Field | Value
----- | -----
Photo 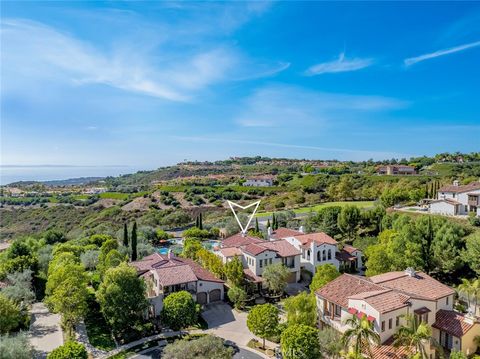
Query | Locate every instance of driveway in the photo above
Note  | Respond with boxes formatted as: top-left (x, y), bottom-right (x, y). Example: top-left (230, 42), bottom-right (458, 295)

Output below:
top-left (201, 302), bottom-right (276, 358)
top-left (29, 302), bottom-right (63, 358)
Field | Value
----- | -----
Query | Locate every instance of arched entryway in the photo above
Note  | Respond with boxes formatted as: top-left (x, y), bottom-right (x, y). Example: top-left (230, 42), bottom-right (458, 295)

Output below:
top-left (197, 292), bottom-right (208, 304)
top-left (209, 289), bottom-right (221, 302)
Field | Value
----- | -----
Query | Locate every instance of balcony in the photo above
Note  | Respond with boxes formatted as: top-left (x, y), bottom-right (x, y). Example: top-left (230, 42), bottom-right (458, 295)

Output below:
top-left (468, 195), bottom-right (479, 206)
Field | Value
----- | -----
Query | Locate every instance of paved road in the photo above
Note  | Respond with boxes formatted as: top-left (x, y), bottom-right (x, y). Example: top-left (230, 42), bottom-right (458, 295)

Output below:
top-left (132, 346), bottom-right (263, 359)
top-left (29, 302), bottom-right (63, 358)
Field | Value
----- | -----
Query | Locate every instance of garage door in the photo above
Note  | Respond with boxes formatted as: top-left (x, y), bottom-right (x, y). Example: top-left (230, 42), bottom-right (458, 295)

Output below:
top-left (209, 289), bottom-right (221, 302)
top-left (286, 272), bottom-right (297, 283)
top-left (197, 292), bottom-right (207, 304)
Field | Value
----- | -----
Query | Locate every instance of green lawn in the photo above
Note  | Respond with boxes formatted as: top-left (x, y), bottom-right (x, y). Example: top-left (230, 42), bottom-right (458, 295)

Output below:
top-left (256, 201), bottom-right (375, 217)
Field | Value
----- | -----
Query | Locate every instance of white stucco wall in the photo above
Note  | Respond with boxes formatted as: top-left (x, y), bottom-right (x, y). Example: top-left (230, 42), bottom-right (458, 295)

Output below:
top-left (430, 201), bottom-right (457, 215)
top-left (196, 280), bottom-right (224, 302)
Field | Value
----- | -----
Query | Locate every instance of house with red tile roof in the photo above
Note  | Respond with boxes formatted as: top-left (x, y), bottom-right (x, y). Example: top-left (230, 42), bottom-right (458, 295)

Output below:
top-left (216, 232), bottom-right (301, 286)
top-left (131, 252), bottom-right (224, 316)
top-left (270, 227), bottom-right (363, 275)
top-left (315, 268), bottom-right (479, 357)
top-left (431, 180), bottom-right (480, 216)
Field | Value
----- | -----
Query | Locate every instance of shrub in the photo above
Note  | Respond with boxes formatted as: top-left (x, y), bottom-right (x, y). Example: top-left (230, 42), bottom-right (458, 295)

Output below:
top-left (47, 341), bottom-right (87, 359)
top-left (161, 291), bottom-right (198, 330)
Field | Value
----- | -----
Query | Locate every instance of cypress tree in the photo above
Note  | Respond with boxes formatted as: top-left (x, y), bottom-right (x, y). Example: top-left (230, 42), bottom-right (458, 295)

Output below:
top-left (131, 222), bottom-right (138, 261)
top-left (199, 212), bottom-right (203, 230)
top-left (195, 216), bottom-right (199, 228)
top-left (272, 213), bottom-right (276, 230)
top-left (255, 217), bottom-right (260, 232)
top-left (123, 223), bottom-right (129, 247)
top-left (267, 219), bottom-right (271, 229)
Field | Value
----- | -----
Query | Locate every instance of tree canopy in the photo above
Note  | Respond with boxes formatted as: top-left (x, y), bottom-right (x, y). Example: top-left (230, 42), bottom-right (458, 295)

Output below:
top-left (280, 324), bottom-right (321, 359)
top-left (247, 304), bottom-right (279, 349)
top-left (161, 291), bottom-right (198, 330)
top-left (310, 264), bottom-right (340, 292)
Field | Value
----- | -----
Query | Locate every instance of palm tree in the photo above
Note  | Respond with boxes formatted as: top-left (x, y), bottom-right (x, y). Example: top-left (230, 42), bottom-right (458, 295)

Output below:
top-left (393, 314), bottom-right (439, 359)
top-left (457, 278), bottom-right (480, 315)
top-left (342, 315), bottom-right (380, 358)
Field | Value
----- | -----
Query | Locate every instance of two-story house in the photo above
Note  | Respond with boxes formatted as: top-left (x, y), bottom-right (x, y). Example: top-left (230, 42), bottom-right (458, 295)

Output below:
top-left (316, 269), bottom-right (479, 357)
top-left (131, 252), bottom-right (224, 317)
top-left (430, 180), bottom-right (480, 216)
top-left (243, 176), bottom-right (274, 187)
top-left (215, 233), bottom-right (301, 288)
top-left (273, 228), bottom-right (363, 274)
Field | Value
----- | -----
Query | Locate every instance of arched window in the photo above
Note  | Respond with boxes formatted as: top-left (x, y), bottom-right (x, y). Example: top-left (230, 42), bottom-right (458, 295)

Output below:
top-left (307, 249), bottom-right (311, 260)
top-left (317, 250), bottom-right (321, 261)
top-left (322, 250), bottom-right (326, 261)
top-left (328, 249), bottom-right (332, 260)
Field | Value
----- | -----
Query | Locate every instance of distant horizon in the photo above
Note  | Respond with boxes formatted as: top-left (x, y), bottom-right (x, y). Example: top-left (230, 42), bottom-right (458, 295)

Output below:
top-left (1, 151), bottom-right (477, 185)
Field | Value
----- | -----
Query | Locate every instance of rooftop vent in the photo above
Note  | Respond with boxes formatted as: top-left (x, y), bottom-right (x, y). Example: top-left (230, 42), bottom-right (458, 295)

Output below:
top-left (405, 267), bottom-right (416, 277)
top-left (299, 225), bottom-right (305, 234)
top-left (453, 180), bottom-right (459, 186)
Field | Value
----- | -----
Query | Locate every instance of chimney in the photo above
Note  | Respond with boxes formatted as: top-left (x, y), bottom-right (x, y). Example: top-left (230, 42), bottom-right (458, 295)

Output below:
top-left (299, 225), bottom-right (305, 234)
top-left (405, 267), bottom-right (416, 277)
top-left (267, 227), bottom-right (272, 239)
top-left (168, 249), bottom-right (174, 259)
top-left (453, 180), bottom-right (459, 187)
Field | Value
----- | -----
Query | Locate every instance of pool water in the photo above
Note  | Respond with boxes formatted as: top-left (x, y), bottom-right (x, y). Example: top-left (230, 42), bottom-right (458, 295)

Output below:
top-left (157, 239), bottom-right (221, 255)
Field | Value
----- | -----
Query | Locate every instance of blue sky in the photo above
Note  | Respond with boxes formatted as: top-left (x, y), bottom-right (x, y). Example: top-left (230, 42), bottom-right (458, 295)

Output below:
top-left (1, 1), bottom-right (480, 173)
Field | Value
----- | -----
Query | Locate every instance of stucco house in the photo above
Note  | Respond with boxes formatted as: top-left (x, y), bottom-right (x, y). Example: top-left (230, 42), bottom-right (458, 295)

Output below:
top-left (377, 165), bottom-right (416, 175)
top-left (215, 232), bottom-right (301, 287)
top-left (273, 227), bottom-right (363, 274)
top-left (430, 180), bottom-right (480, 216)
top-left (316, 269), bottom-right (479, 357)
top-left (131, 252), bottom-right (224, 317)
top-left (243, 176), bottom-right (274, 187)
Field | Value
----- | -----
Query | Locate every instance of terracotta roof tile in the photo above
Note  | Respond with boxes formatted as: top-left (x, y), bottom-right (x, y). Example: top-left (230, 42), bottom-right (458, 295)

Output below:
top-left (369, 336), bottom-right (410, 359)
top-left (316, 274), bottom-right (385, 308)
top-left (155, 264), bottom-right (198, 286)
top-left (432, 310), bottom-right (477, 338)
top-left (243, 243), bottom-right (269, 256)
top-left (438, 182), bottom-right (480, 194)
top-left (222, 233), bottom-right (263, 248)
top-left (180, 258), bottom-right (224, 283)
top-left (261, 240), bottom-right (301, 257)
top-left (294, 232), bottom-right (338, 246)
top-left (244, 268), bottom-right (263, 283)
top-left (349, 290), bottom-right (411, 314)
top-left (269, 228), bottom-right (303, 240)
top-left (369, 271), bottom-right (455, 300)
top-left (219, 247), bottom-right (243, 257)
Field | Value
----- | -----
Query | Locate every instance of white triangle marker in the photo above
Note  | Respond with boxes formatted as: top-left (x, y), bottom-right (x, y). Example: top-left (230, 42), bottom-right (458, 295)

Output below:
top-left (227, 200), bottom-right (261, 235)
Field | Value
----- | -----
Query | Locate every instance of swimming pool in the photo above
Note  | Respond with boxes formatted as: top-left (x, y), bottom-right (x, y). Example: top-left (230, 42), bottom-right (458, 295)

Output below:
top-left (157, 239), bottom-right (221, 255)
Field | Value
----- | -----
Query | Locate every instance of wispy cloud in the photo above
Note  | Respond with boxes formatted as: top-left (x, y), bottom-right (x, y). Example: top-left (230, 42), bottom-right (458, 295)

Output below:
top-left (404, 40), bottom-right (480, 66)
top-left (235, 85), bottom-right (408, 128)
top-left (1, 16), bottom-right (287, 102)
top-left (305, 52), bottom-right (374, 76)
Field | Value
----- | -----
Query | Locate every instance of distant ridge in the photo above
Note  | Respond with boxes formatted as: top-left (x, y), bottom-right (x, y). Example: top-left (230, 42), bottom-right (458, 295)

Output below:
top-left (7, 176), bottom-right (104, 187)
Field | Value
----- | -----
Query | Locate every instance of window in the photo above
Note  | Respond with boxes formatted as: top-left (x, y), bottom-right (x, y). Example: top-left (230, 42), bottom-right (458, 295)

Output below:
top-left (381, 321), bottom-right (385, 332)
top-left (259, 259), bottom-right (263, 268)
top-left (307, 249), bottom-right (311, 260)
top-left (269, 258), bottom-right (273, 265)
top-left (396, 316), bottom-right (400, 327)
top-left (335, 305), bottom-right (341, 317)
top-left (322, 250), bottom-right (326, 261)
top-left (388, 318), bottom-right (392, 330)
top-left (327, 249), bottom-right (332, 260)
top-left (424, 313), bottom-right (429, 323)
top-left (317, 251), bottom-right (321, 261)
top-left (446, 296), bottom-right (449, 305)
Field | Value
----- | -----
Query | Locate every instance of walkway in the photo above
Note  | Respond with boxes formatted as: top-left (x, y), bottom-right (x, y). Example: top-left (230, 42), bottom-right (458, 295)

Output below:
top-left (75, 321), bottom-right (108, 358)
top-left (28, 302), bottom-right (63, 358)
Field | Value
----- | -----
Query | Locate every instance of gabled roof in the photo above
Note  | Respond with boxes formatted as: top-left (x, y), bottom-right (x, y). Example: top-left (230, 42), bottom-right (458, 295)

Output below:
top-left (433, 310), bottom-right (478, 338)
top-left (269, 227), bottom-right (303, 240)
top-left (438, 181), bottom-right (480, 194)
top-left (243, 243), bottom-right (270, 256)
top-left (316, 274), bottom-right (385, 308)
top-left (222, 233), bottom-right (263, 248)
top-left (294, 232), bottom-right (338, 247)
top-left (431, 198), bottom-right (461, 206)
top-left (218, 247), bottom-right (243, 257)
top-left (349, 290), bottom-right (411, 314)
top-left (261, 240), bottom-right (301, 257)
top-left (369, 271), bottom-right (455, 301)
top-left (131, 252), bottom-right (224, 286)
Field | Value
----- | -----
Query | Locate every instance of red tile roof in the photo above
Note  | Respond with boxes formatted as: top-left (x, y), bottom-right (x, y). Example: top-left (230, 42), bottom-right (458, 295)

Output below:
top-left (222, 233), bottom-right (263, 248)
top-left (343, 244), bottom-right (360, 255)
top-left (261, 240), bottom-right (301, 257)
top-left (369, 271), bottom-right (455, 301)
top-left (294, 232), bottom-right (338, 246)
top-left (269, 227), bottom-right (303, 240)
top-left (316, 274), bottom-right (385, 308)
top-left (350, 290), bottom-right (411, 314)
top-left (243, 243), bottom-right (270, 256)
top-left (131, 252), bottom-right (224, 286)
top-left (244, 268), bottom-right (263, 283)
top-left (369, 336), bottom-right (411, 359)
top-left (219, 247), bottom-right (243, 257)
top-left (432, 310), bottom-right (477, 338)
top-left (438, 181), bottom-right (480, 194)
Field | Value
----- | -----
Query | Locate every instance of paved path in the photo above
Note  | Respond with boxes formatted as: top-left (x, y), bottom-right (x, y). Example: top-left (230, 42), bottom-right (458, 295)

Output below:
top-left (201, 302), bottom-right (277, 358)
top-left (75, 321), bottom-right (109, 358)
top-left (29, 302), bottom-right (63, 358)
